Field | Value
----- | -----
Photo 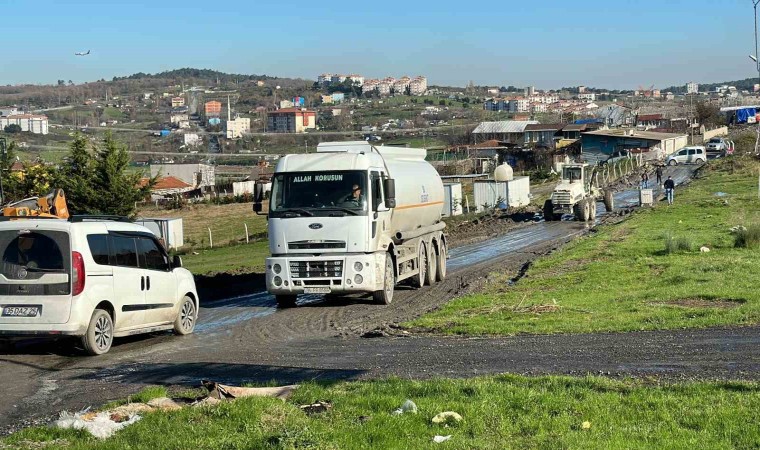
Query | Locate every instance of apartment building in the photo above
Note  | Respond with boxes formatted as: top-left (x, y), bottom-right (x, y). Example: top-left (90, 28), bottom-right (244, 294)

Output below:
top-left (171, 97), bottom-right (185, 108)
top-left (509, 98), bottom-right (530, 113)
top-left (578, 93), bottom-right (596, 101)
top-left (686, 82), bottom-right (699, 94)
top-left (267, 108), bottom-right (317, 133)
top-left (0, 114), bottom-right (48, 134)
top-left (226, 117), bottom-right (250, 139)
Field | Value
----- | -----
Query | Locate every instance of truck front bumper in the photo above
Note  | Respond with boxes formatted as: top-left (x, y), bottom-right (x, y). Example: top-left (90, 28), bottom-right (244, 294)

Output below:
top-left (266, 253), bottom-right (386, 295)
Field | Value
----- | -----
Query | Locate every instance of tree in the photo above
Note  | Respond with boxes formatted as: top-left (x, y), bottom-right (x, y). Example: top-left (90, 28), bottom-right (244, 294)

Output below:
top-left (57, 135), bottom-right (96, 213)
top-left (695, 101), bottom-right (723, 128)
top-left (3, 124), bottom-right (21, 133)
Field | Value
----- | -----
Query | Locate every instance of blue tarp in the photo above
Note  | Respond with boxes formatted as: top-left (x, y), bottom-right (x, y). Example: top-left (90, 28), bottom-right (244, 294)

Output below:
top-left (736, 108), bottom-right (757, 123)
top-left (574, 118), bottom-right (603, 124)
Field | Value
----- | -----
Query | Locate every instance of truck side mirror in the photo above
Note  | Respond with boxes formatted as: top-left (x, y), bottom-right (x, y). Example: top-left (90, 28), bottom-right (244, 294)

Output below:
top-left (253, 183), bottom-right (265, 215)
top-left (384, 178), bottom-right (396, 208)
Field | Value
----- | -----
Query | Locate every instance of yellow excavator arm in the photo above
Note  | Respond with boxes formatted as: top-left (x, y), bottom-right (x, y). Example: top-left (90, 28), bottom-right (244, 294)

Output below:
top-left (2, 189), bottom-right (70, 219)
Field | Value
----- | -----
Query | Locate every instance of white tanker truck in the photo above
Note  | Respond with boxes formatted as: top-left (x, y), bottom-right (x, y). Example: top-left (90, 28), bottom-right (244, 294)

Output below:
top-left (253, 141), bottom-right (447, 307)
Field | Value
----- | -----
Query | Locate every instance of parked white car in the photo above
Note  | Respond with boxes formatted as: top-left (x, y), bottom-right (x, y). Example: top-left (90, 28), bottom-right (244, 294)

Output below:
top-left (666, 146), bottom-right (706, 165)
top-left (0, 217), bottom-right (198, 355)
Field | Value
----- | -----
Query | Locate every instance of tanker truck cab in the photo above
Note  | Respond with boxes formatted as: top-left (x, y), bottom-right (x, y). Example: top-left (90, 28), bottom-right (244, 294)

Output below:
top-left (255, 141), bottom-right (447, 308)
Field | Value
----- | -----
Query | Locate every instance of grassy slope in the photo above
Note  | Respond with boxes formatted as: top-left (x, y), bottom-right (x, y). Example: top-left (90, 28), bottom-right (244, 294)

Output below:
top-left (181, 241), bottom-right (269, 275)
top-left (5, 376), bottom-right (759, 449)
top-left (410, 157), bottom-right (760, 336)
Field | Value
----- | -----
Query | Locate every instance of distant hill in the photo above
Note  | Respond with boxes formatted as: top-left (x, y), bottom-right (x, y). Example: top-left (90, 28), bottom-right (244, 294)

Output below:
top-left (112, 67), bottom-right (306, 84)
top-left (662, 77), bottom-right (758, 94)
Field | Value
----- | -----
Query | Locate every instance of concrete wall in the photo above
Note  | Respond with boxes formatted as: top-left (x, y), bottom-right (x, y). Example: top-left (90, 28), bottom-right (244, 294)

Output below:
top-left (703, 126), bottom-right (728, 141)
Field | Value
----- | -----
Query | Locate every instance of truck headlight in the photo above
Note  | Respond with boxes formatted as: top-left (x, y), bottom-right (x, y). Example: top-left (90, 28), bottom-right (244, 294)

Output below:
top-left (273, 276), bottom-right (282, 286)
top-left (353, 262), bottom-right (363, 272)
top-left (354, 274), bottom-right (363, 285)
top-left (273, 264), bottom-right (282, 274)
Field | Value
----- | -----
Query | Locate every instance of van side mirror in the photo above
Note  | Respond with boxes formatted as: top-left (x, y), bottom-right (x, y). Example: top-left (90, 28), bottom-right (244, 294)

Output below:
top-left (384, 178), bottom-right (396, 208)
top-left (172, 255), bottom-right (183, 268)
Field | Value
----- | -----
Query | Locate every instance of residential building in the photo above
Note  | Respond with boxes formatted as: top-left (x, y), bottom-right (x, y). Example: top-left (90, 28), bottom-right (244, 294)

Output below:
top-left (531, 103), bottom-right (548, 113)
top-left (170, 113), bottom-right (188, 125)
top-left (204, 101), bottom-right (222, 117)
top-left (409, 76), bottom-right (427, 96)
top-left (472, 120), bottom-right (538, 145)
top-left (318, 73), bottom-right (332, 85)
top-left (0, 107), bottom-right (19, 116)
top-left (636, 114), bottom-right (668, 129)
top-left (524, 124), bottom-right (562, 148)
top-left (331, 74), bottom-right (347, 84)
top-left (526, 86), bottom-right (536, 96)
top-left (363, 79), bottom-right (380, 93)
top-left (596, 104), bottom-right (635, 128)
top-left (578, 86), bottom-right (587, 93)
top-left (377, 79), bottom-right (394, 95)
top-left (183, 133), bottom-right (201, 147)
top-left (487, 88), bottom-right (500, 95)
top-left (483, 99), bottom-right (509, 112)
top-left (686, 82), bottom-right (699, 94)
top-left (393, 76), bottom-right (411, 94)
top-left (347, 74), bottom-right (364, 86)
top-left (267, 108), bottom-right (317, 133)
top-left (226, 117), bottom-right (250, 139)
top-left (581, 129), bottom-right (688, 162)
top-left (0, 114), bottom-right (48, 134)
top-left (664, 92), bottom-right (675, 101)
top-left (139, 176), bottom-right (194, 200)
top-left (652, 89), bottom-right (661, 98)
top-left (171, 97), bottom-right (185, 108)
top-left (320, 95), bottom-right (333, 105)
top-left (150, 163), bottom-right (215, 190)
top-left (578, 93), bottom-right (596, 101)
top-left (331, 93), bottom-right (345, 104)
top-left (509, 98), bottom-right (530, 113)
top-left (280, 99), bottom-right (295, 108)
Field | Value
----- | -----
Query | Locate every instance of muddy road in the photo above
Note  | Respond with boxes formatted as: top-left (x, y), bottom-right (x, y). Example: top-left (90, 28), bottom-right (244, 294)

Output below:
top-left (3, 164), bottom-right (742, 434)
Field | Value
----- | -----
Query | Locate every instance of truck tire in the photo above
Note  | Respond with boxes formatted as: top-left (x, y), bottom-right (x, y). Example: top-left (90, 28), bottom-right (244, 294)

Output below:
top-left (435, 239), bottom-right (447, 282)
top-left (276, 295), bottom-right (297, 308)
top-left (411, 243), bottom-right (427, 289)
top-left (588, 199), bottom-right (597, 221)
top-left (373, 253), bottom-right (395, 305)
top-left (173, 296), bottom-right (196, 336)
top-left (603, 190), bottom-right (614, 212)
top-left (543, 199), bottom-right (555, 221)
top-left (425, 241), bottom-right (437, 286)
top-left (82, 309), bottom-right (113, 356)
top-left (574, 200), bottom-right (590, 222)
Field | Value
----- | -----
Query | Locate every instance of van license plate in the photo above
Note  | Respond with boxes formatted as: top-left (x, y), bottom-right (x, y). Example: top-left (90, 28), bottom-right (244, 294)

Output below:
top-left (304, 287), bottom-right (331, 294)
top-left (2, 306), bottom-right (41, 317)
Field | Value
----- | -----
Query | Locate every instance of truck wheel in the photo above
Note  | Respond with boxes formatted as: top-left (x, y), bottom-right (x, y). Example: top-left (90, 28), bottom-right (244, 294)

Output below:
top-left (543, 199), bottom-right (555, 221)
top-left (373, 253), bottom-right (395, 305)
top-left (276, 295), bottom-right (297, 308)
top-left (82, 309), bottom-right (113, 356)
top-left (411, 243), bottom-right (427, 289)
top-left (588, 199), bottom-right (597, 221)
top-left (173, 296), bottom-right (196, 335)
top-left (603, 190), bottom-right (614, 212)
top-left (435, 239), bottom-right (447, 282)
top-left (425, 241), bottom-right (437, 286)
top-left (574, 201), bottom-right (590, 221)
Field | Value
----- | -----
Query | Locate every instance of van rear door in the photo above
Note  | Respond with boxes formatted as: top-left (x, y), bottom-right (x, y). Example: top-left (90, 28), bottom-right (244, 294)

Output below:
top-left (0, 229), bottom-right (72, 324)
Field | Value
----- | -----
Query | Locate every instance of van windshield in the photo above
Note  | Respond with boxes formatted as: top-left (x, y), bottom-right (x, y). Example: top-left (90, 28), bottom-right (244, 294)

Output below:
top-left (270, 171), bottom-right (367, 216)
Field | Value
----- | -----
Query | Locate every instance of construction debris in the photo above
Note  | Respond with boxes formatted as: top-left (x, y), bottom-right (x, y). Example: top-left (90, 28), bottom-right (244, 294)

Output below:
top-left (201, 380), bottom-right (298, 400)
top-left (299, 401), bottom-right (333, 415)
top-left (54, 410), bottom-right (142, 439)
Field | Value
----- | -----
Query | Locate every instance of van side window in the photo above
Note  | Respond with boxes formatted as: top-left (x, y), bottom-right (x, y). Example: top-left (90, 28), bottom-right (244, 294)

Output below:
top-left (688, 149), bottom-right (695, 155)
top-left (109, 235), bottom-right (138, 268)
top-left (679, 150), bottom-right (687, 155)
top-left (137, 237), bottom-right (169, 271)
top-left (87, 235), bottom-right (110, 265)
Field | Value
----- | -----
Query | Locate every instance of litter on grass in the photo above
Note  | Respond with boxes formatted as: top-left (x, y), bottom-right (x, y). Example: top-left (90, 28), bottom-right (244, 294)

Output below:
top-left (54, 411), bottom-right (142, 439)
top-left (392, 399), bottom-right (418, 415)
top-left (299, 401), bottom-right (333, 415)
top-left (432, 411), bottom-right (462, 425)
top-left (433, 435), bottom-right (452, 443)
top-left (201, 380), bottom-right (299, 400)
top-left (582, 421), bottom-right (592, 430)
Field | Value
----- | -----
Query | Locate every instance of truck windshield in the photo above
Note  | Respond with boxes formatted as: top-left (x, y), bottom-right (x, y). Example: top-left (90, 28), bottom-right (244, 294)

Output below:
top-left (563, 167), bottom-right (582, 181)
top-left (270, 171), bottom-right (367, 214)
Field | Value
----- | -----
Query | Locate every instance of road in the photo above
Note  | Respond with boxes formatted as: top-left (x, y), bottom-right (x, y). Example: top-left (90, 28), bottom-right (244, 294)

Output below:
top-left (3, 164), bottom-right (752, 435)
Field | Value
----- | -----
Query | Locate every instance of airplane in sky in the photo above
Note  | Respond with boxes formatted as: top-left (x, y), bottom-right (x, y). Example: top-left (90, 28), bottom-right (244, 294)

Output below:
top-left (74, 50), bottom-right (90, 56)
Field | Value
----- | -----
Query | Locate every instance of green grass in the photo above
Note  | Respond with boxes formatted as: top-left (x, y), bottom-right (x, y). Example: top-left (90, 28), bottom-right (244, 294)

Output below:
top-left (409, 156), bottom-right (760, 336)
top-left (4, 375), bottom-right (760, 449)
top-left (181, 241), bottom-right (269, 275)
top-left (733, 223), bottom-right (760, 249)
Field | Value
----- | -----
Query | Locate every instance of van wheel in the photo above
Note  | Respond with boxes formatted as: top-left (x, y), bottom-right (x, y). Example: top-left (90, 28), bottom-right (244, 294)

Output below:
top-left (425, 241), bottom-right (437, 286)
top-left (435, 240), bottom-right (447, 282)
top-left (411, 243), bottom-right (427, 288)
top-left (668, 159), bottom-right (677, 166)
top-left (373, 253), bottom-right (395, 305)
top-left (174, 296), bottom-right (196, 335)
top-left (82, 309), bottom-right (113, 356)
top-left (276, 295), bottom-right (297, 308)
top-left (695, 158), bottom-right (704, 164)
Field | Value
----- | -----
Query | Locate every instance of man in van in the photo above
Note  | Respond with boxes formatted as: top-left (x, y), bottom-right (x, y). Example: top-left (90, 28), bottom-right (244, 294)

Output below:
top-left (664, 176), bottom-right (675, 205)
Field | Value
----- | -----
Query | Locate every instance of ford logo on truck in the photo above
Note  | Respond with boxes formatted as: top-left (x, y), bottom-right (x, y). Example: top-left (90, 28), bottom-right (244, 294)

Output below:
top-left (309, 223), bottom-right (323, 230)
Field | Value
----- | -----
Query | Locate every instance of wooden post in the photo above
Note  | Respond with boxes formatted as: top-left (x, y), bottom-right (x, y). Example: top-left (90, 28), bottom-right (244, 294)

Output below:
top-left (208, 227), bottom-right (213, 249)
top-left (245, 223), bottom-right (249, 243)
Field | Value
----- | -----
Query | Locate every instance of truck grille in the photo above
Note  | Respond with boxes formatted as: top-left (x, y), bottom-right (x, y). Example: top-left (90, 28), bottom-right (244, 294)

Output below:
top-left (552, 191), bottom-right (572, 204)
top-left (288, 240), bottom-right (346, 250)
top-left (289, 261), bottom-right (343, 278)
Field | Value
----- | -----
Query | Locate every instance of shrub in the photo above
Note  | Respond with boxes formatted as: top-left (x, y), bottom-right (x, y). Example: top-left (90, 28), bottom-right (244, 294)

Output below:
top-left (664, 232), bottom-right (694, 254)
top-left (733, 224), bottom-right (760, 249)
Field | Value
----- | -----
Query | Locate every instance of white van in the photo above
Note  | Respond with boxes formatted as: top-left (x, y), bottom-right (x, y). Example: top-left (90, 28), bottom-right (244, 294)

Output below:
top-left (0, 217), bottom-right (198, 355)
top-left (666, 146), bottom-right (706, 165)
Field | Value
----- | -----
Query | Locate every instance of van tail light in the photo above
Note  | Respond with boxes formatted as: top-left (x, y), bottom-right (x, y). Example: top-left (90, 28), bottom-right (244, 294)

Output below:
top-left (72, 251), bottom-right (85, 296)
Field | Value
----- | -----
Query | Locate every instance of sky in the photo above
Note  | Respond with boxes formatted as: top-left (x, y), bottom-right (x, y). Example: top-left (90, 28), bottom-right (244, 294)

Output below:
top-left (1, 0), bottom-right (757, 90)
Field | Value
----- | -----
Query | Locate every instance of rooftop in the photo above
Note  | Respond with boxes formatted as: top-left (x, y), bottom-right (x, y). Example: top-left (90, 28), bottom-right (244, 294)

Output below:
top-left (472, 120), bottom-right (539, 134)
top-left (139, 176), bottom-right (192, 190)
top-left (524, 123), bottom-right (564, 131)
top-left (582, 129), bottom-right (687, 141)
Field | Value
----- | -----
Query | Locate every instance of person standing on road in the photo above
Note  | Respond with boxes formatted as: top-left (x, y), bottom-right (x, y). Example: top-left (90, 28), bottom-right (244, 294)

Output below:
top-left (655, 165), bottom-right (663, 185)
top-left (664, 176), bottom-right (675, 205)
top-left (641, 171), bottom-right (649, 189)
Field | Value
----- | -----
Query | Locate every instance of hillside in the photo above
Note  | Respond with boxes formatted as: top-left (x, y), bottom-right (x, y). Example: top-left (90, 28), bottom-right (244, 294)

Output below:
top-left (662, 76), bottom-right (758, 93)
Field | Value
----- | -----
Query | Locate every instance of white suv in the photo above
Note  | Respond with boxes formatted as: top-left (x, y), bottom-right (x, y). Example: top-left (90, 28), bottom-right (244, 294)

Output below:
top-left (666, 146), bottom-right (706, 165)
top-left (0, 217), bottom-right (198, 355)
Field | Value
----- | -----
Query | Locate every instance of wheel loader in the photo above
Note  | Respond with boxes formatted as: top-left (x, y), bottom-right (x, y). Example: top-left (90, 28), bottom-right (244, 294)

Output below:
top-left (543, 164), bottom-right (613, 222)
top-left (1, 189), bottom-right (70, 219)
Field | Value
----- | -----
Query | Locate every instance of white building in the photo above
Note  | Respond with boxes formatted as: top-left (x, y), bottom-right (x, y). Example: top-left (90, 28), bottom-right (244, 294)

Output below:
top-left (150, 163), bottom-right (215, 190)
top-left (409, 76), bottom-right (428, 96)
top-left (508, 98), bottom-right (530, 113)
top-left (0, 114), bottom-right (48, 134)
top-left (686, 82), bottom-right (699, 94)
top-left (170, 113), bottom-right (188, 125)
top-left (0, 107), bottom-right (19, 116)
top-left (183, 133), bottom-right (201, 147)
top-left (330, 74), bottom-right (347, 84)
top-left (317, 73), bottom-right (332, 85)
top-left (578, 93), bottom-right (596, 101)
top-left (531, 103), bottom-right (548, 113)
top-left (346, 74), bottom-right (364, 86)
top-left (226, 117), bottom-right (250, 139)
